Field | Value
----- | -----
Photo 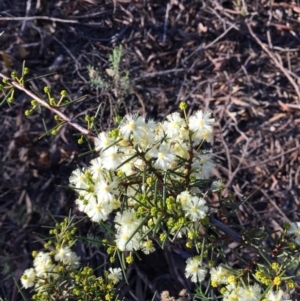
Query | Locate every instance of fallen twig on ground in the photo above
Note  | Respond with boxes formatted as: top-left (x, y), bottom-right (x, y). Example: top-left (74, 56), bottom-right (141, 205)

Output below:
top-left (246, 19), bottom-right (300, 103)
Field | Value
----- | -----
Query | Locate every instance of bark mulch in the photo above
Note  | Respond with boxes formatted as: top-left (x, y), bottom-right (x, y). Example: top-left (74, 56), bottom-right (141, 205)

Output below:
top-left (0, 0), bottom-right (300, 300)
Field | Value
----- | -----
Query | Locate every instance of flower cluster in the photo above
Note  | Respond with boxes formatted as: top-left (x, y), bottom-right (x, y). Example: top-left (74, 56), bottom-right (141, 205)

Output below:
top-left (20, 223), bottom-right (123, 301)
top-left (21, 247), bottom-right (80, 289)
top-left (208, 264), bottom-right (292, 301)
top-left (71, 108), bottom-right (215, 255)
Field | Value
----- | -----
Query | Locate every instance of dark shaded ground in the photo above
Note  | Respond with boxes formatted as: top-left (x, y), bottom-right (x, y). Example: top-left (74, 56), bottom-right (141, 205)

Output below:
top-left (1, 0), bottom-right (300, 300)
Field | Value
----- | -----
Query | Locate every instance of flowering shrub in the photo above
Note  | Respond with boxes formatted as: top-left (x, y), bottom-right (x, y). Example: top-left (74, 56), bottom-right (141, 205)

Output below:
top-left (1, 68), bottom-right (299, 301)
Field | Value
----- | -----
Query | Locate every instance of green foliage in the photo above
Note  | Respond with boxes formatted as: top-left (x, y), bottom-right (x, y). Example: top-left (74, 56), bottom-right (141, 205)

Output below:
top-left (88, 45), bottom-right (130, 97)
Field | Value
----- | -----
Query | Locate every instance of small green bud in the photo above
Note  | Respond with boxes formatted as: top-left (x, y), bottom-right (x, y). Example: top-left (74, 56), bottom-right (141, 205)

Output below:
top-left (0, 84), bottom-right (4, 90)
top-left (24, 67), bottom-right (29, 75)
top-left (78, 137), bottom-right (84, 144)
top-left (289, 242), bottom-right (297, 250)
top-left (159, 233), bottom-right (167, 242)
top-left (54, 115), bottom-right (60, 121)
top-left (208, 260), bottom-right (214, 267)
top-left (186, 241), bottom-right (193, 248)
top-left (179, 101), bottom-right (187, 110)
top-left (114, 114), bottom-right (122, 125)
top-left (201, 216), bottom-right (209, 226)
top-left (25, 110), bottom-right (31, 116)
top-left (44, 86), bottom-right (51, 93)
top-left (84, 115), bottom-right (90, 122)
top-left (31, 100), bottom-right (37, 106)
top-left (11, 71), bottom-right (17, 78)
top-left (150, 207), bottom-right (157, 216)
top-left (51, 129), bottom-right (58, 135)
top-left (126, 255), bottom-right (134, 264)
top-left (60, 90), bottom-right (67, 96)
top-left (7, 97), bottom-right (14, 103)
top-left (109, 129), bottom-right (119, 139)
top-left (283, 222), bottom-right (291, 230)
top-left (2, 78), bottom-right (7, 84)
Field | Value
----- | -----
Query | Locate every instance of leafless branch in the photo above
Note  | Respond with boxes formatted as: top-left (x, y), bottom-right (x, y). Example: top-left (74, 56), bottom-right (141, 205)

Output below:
top-left (0, 72), bottom-right (96, 140)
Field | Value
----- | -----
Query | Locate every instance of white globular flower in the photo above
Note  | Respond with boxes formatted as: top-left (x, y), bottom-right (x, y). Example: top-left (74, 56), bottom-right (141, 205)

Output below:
top-left (95, 179), bottom-right (118, 203)
top-left (176, 190), bottom-right (193, 207)
top-left (54, 246), bottom-right (80, 269)
top-left (94, 131), bottom-right (115, 151)
top-left (85, 198), bottom-right (113, 222)
top-left (210, 265), bottom-right (231, 286)
top-left (185, 256), bottom-right (207, 283)
top-left (114, 209), bottom-right (142, 230)
top-left (33, 252), bottom-right (55, 277)
top-left (108, 267), bottom-right (123, 284)
top-left (211, 180), bottom-right (225, 192)
top-left (188, 110), bottom-right (214, 142)
top-left (141, 239), bottom-right (156, 254)
top-left (266, 289), bottom-right (291, 301)
top-left (170, 141), bottom-right (189, 160)
top-left (287, 222), bottom-right (300, 245)
top-left (162, 112), bottom-right (187, 139)
top-left (69, 168), bottom-right (88, 189)
top-left (75, 194), bottom-right (96, 214)
top-left (89, 157), bottom-right (105, 181)
top-left (119, 114), bottom-right (146, 140)
top-left (114, 209), bottom-right (143, 251)
top-left (115, 227), bottom-right (141, 251)
top-left (191, 153), bottom-right (214, 179)
top-left (183, 196), bottom-right (208, 221)
top-left (100, 145), bottom-right (123, 171)
top-left (237, 284), bottom-right (262, 301)
top-left (148, 143), bottom-right (176, 170)
top-left (21, 268), bottom-right (36, 288)
top-left (64, 251), bottom-right (80, 269)
top-left (223, 283), bottom-right (238, 301)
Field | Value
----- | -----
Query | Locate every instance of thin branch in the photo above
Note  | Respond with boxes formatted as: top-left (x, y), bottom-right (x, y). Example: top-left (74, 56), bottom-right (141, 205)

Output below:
top-left (246, 19), bottom-right (300, 103)
top-left (0, 15), bottom-right (79, 23)
top-left (0, 72), bottom-right (96, 140)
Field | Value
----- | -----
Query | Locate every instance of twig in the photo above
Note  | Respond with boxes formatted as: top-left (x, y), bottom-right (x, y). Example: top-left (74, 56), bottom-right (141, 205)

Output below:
top-left (0, 15), bottom-right (79, 23)
top-left (246, 19), bottom-right (300, 103)
top-left (183, 23), bottom-right (236, 62)
top-left (0, 72), bottom-right (95, 139)
top-left (226, 123), bottom-right (251, 187)
top-left (133, 68), bottom-right (185, 80)
top-left (163, 3), bottom-right (171, 44)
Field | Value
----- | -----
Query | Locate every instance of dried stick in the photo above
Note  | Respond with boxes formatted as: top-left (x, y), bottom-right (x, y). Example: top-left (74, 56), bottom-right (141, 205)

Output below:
top-left (0, 72), bottom-right (96, 139)
top-left (246, 19), bottom-right (300, 103)
top-left (0, 15), bottom-right (79, 23)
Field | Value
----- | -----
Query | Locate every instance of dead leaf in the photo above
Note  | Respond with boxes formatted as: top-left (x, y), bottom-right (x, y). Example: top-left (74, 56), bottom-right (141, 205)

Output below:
top-left (105, 68), bottom-right (115, 77)
top-left (231, 96), bottom-right (251, 107)
top-left (268, 113), bottom-right (286, 123)
top-left (198, 22), bottom-right (208, 33)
